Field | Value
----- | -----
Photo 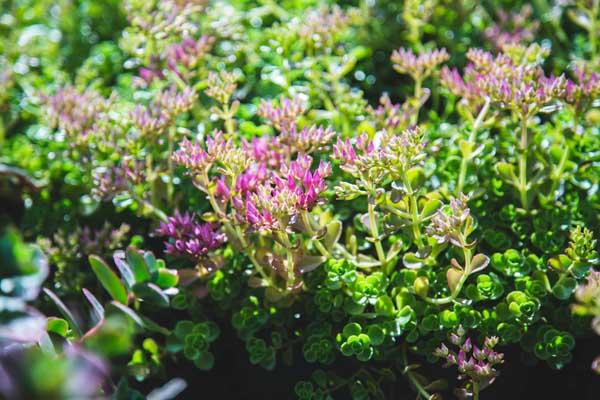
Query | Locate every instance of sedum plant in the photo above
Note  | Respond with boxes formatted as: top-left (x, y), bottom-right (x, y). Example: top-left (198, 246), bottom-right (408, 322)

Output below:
top-left (0, 1), bottom-right (599, 399)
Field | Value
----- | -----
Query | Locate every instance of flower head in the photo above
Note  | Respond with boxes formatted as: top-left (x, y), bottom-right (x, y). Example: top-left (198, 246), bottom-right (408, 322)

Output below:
top-left (156, 211), bottom-right (226, 258)
top-left (41, 86), bottom-right (113, 144)
top-left (258, 96), bottom-right (307, 133)
top-left (333, 127), bottom-right (425, 186)
top-left (440, 65), bottom-right (485, 107)
top-left (205, 71), bottom-right (238, 105)
top-left (173, 137), bottom-right (214, 174)
top-left (427, 194), bottom-right (471, 245)
top-left (391, 47), bottom-right (449, 81)
top-left (565, 64), bottom-right (600, 109)
top-left (484, 5), bottom-right (539, 49)
top-left (367, 94), bottom-right (416, 132)
top-left (466, 48), bottom-right (566, 116)
top-left (294, 5), bottom-right (354, 48)
top-left (236, 154), bottom-right (330, 232)
top-left (279, 124), bottom-right (336, 155)
top-left (435, 331), bottom-right (504, 384)
top-left (167, 35), bottom-right (215, 75)
top-left (131, 86), bottom-right (196, 135)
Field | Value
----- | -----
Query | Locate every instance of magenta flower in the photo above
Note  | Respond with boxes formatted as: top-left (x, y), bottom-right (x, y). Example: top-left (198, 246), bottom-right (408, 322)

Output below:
top-left (235, 154), bottom-right (330, 232)
top-left (440, 65), bottom-right (484, 106)
top-left (156, 211), bottom-right (226, 258)
top-left (167, 35), bottom-right (214, 74)
top-left (333, 127), bottom-right (425, 185)
top-left (281, 154), bottom-right (331, 210)
top-left (565, 65), bottom-right (600, 110)
top-left (464, 47), bottom-right (566, 116)
top-left (41, 86), bottom-right (113, 143)
top-left (434, 329), bottom-right (504, 385)
top-left (278, 124), bottom-right (336, 155)
top-left (368, 94), bottom-right (415, 132)
top-left (242, 136), bottom-right (285, 169)
top-left (244, 198), bottom-right (279, 232)
top-left (172, 137), bottom-right (214, 174)
top-left (92, 159), bottom-right (145, 200)
top-left (391, 47), bottom-right (449, 81)
top-left (131, 86), bottom-right (196, 135)
top-left (483, 5), bottom-right (539, 49)
top-left (138, 66), bottom-right (164, 85)
top-left (258, 96), bottom-right (307, 133)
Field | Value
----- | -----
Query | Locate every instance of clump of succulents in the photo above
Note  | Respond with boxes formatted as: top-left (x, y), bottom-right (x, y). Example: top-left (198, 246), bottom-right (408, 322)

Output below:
top-left (1, 1), bottom-right (600, 399)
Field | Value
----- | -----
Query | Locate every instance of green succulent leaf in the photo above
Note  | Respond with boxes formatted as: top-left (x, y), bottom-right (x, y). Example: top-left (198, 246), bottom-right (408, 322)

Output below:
top-left (89, 255), bottom-right (128, 305)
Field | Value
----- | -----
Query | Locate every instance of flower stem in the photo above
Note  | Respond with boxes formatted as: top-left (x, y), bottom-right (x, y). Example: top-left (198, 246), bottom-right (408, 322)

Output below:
top-left (403, 174), bottom-right (424, 249)
top-left (518, 116), bottom-right (529, 211)
top-left (167, 125), bottom-right (175, 205)
top-left (422, 245), bottom-right (473, 305)
top-left (412, 77), bottom-right (423, 124)
top-left (548, 146), bottom-right (569, 200)
top-left (129, 191), bottom-right (168, 222)
top-left (456, 98), bottom-right (490, 195)
top-left (368, 200), bottom-right (386, 268)
top-left (589, 0), bottom-right (599, 62)
top-left (401, 343), bottom-right (432, 400)
top-left (223, 104), bottom-right (235, 138)
top-left (472, 380), bottom-right (480, 400)
top-left (301, 211), bottom-right (333, 258)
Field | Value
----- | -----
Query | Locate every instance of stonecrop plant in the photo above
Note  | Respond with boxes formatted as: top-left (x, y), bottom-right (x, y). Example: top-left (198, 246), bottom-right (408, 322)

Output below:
top-left (1, 0), bottom-right (599, 399)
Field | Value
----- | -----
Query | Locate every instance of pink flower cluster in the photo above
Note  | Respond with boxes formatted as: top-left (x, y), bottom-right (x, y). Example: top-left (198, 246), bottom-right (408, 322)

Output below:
top-left (239, 154), bottom-right (331, 232)
top-left (259, 97), bottom-right (335, 155)
top-left (440, 65), bottom-right (484, 106)
top-left (442, 47), bottom-right (567, 116)
top-left (258, 97), bottom-right (307, 133)
top-left (427, 194), bottom-right (471, 246)
top-left (391, 47), bottom-right (449, 81)
top-left (435, 330), bottom-right (504, 383)
top-left (167, 35), bottom-right (215, 74)
top-left (333, 127), bottom-right (425, 183)
top-left (565, 65), bottom-right (600, 106)
top-left (173, 105), bottom-right (334, 234)
top-left (42, 86), bottom-right (113, 142)
top-left (92, 158), bottom-right (146, 200)
top-left (131, 86), bottom-right (197, 135)
top-left (484, 5), bottom-right (539, 49)
top-left (156, 211), bottom-right (226, 258)
top-left (368, 94), bottom-right (415, 132)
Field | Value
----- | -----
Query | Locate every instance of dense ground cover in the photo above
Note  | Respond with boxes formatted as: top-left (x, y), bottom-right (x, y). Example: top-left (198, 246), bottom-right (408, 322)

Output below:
top-left (1, 0), bottom-right (600, 399)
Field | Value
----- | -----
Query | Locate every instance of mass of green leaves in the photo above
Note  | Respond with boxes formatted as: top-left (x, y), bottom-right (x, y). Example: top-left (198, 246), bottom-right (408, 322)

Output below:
top-left (1, 0), bottom-right (600, 399)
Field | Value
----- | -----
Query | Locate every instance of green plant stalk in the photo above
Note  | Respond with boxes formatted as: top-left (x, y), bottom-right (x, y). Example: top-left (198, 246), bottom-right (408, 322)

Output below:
top-left (129, 190), bottom-right (168, 222)
top-left (301, 211), bottom-right (332, 258)
top-left (368, 200), bottom-right (387, 268)
top-left (517, 115), bottom-right (529, 210)
top-left (456, 98), bottom-right (490, 195)
top-left (411, 76), bottom-right (423, 124)
top-left (223, 104), bottom-right (236, 138)
top-left (167, 125), bottom-right (175, 205)
top-left (205, 186), bottom-right (282, 292)
top-left (230, 216), bottom-right (281, 292)
top-left (402, 343), bottom-right (432, 399)
top-left (548, 146), bottom-right (569, 200)
top-left (472, 380), bottom-right (480, 400)
top-left (589, 0), bottom-right (599, 62)
top-left (403, 173), bottom-right (424, 249)
top-left (423, 245), bottom-right (473, 305)
top-left (0, 117), bottom-right (4, 148)
top-left (276, 231), bottom-right (297, 289)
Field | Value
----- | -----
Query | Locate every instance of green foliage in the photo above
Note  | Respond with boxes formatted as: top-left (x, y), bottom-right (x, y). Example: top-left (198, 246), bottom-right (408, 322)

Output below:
top-left (1, 0), bottom-right (600, 398)
top-left (171, 320), bottom-right (220, 370)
